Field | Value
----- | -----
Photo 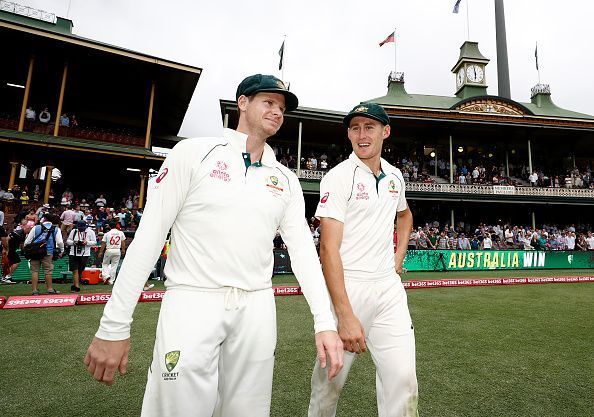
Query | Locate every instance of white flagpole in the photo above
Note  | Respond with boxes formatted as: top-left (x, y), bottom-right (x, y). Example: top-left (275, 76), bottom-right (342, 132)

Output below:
top-left (281, 35), bottom-right (286, 81)
top-left (394, 28), bottom-right (397, 72)
top-left (536, 41), bottom-right (541, 84)
top-left (466, 0), bottom-right (470, 40)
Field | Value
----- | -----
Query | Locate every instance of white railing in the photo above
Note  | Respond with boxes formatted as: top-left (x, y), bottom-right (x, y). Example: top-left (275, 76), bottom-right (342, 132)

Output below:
top-left (291, 170), bottom-right (594, 198)
top-left (0, 1), bottom-right (56, 23)
top-left (405, 182), bottom-right (594, 198)
top-left (291, 169), bottom-right (326, 180)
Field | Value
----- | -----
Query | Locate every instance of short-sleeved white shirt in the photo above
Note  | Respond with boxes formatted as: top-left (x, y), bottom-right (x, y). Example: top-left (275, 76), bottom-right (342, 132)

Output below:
top-left (102, 229), bottom-right (126, 250)
top-left (315, 153), bottom-right (407, 279)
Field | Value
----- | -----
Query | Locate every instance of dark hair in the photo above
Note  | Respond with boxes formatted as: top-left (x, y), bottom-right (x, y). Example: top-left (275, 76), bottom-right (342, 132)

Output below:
top-left (43, 213), bottom-right (60, 225)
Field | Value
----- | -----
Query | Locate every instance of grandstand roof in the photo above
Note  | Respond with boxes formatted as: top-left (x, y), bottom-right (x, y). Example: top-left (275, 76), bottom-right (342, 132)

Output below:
top-left (0, 8), bottom-right (202, 145)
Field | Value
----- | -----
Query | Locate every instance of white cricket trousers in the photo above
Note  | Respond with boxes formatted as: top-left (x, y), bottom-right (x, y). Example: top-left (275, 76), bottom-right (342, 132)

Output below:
top-left (101, 249), bottom-right (121, 283)
top-left (309, 275), bottom-right (418, 417)
top-left (141, 286), bottom-right (277, 417)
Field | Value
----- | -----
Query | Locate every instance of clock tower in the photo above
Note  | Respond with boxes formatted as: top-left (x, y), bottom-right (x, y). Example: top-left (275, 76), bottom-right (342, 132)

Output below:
top-left (452, 41), bottom-right (490, 98)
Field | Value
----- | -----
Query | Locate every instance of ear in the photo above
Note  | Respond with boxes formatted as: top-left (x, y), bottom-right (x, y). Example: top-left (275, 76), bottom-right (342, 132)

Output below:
top-left (237, 95), bottom-right (249, 112)
top-left (382, 124), bottom-right (391, 140)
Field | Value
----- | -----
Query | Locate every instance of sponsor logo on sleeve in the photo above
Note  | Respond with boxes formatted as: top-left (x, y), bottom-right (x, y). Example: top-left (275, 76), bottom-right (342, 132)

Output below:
top-left (320, 192), bottom-right (329, 204)
top-left (156, 168), bottom-right (169, 184)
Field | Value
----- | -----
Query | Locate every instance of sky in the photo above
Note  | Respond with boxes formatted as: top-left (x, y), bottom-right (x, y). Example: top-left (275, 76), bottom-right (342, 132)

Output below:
top-left (17, 0), bottom-right (594, 141)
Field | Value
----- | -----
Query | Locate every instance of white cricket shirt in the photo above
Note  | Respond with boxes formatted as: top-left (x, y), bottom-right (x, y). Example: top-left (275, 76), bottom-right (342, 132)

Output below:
top-left (102, 229), bottom-right (126, 250)
top-left (315, 153), bottom-right (407, 279)
top-left (97, 128), bottom-right (335, 340)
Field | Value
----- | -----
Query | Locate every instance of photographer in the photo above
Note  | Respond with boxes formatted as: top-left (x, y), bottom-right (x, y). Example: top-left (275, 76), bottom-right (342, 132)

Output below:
top-left (66, 221), bottom-right (97, 292)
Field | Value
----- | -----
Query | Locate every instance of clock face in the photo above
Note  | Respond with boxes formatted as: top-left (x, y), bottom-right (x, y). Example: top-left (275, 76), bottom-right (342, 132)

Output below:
top-left (467, 65), bottom-right (484, 83)
top-left (456, 68), bottom-right (465, 87)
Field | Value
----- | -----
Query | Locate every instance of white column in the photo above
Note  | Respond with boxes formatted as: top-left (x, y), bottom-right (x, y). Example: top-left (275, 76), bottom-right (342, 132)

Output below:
top-left (451, 209), bottom-right (455, 230)
top-left (505, 150), bottom-right (509, 177)
top-left (531, 211), bottom-right (536, 229)
top-left (449, 135), bottom-right (454, 183)
top-left (434, 152), bottom-right (438, 176)
top-left (297, 121), bottom-right (303, 176)
top-left (223, 113), bottom-right (229, 129)
top-left (528, 139), bottom-right (533, 175)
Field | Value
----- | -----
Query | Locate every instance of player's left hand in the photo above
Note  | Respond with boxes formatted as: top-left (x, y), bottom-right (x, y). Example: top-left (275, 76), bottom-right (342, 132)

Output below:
top-left (314, 330), bottom-right (344, 381)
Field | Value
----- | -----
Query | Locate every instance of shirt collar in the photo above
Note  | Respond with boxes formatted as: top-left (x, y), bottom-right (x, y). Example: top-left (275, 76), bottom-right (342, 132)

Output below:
top-left (223, 128), bottom-right (277, 167)
top-left (348, 152), bottom-right (393, 176)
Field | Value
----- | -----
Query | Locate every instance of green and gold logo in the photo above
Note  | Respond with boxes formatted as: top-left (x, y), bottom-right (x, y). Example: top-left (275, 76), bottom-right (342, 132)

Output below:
top-left (276, 80), bottom-right (286, 89)
top-left (270, 176), bottom-right (279, 186)
top-left (165, 351), bottom-right (180, 372)
top-left (355, 106), bottom-right (368, 113)
top-left (390, 180), bottom-right (396, 190)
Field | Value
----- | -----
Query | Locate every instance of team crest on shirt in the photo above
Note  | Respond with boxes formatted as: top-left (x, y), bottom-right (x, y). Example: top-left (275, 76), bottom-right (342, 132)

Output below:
top-left (210, 160), bottom-right (230, 182)
top-left (355, 183), bottom-right (369, 200)
top-left (266, 175), bottom-right (284, 197)
top-left (389, 179), bottom-right (399, 194)
top-left (162, 350), bottom-right (180, 381)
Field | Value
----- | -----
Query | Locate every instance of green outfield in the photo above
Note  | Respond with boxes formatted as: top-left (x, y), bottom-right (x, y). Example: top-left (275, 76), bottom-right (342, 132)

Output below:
top-left (0, 272), bottom-right (592, 416)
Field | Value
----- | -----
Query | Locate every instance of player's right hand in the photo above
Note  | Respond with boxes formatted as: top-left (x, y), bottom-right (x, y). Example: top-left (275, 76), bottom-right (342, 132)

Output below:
top-left (84, 337), bottom-right (130, 386)
top-left (337, 313), bottom-right (367, 354)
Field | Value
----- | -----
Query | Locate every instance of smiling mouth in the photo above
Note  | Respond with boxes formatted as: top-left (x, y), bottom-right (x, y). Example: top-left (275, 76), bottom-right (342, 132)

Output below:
top-left (357, 143), bottom-right (371, 148)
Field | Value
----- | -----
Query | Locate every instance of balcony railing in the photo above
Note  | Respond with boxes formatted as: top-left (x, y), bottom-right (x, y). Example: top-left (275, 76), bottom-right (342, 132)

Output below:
top-left (290, 169), bottom-right (594, 198)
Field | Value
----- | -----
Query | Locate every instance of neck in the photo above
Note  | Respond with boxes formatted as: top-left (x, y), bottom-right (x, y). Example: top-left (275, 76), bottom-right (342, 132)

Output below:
top-left (361, 156), bottom-right (382, 176)
top-left (235, 123), bottom-right (267, 163)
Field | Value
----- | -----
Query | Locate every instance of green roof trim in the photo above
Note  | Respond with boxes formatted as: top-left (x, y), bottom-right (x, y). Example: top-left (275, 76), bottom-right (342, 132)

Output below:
top-left (0, 10), bottom-right (72, 34)
top-left (0, 129), bottom-right (163, 159)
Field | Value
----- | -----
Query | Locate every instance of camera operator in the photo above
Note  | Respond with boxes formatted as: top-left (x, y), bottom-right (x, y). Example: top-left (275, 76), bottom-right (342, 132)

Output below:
top-left (66, 220), bottom-right (97, 292)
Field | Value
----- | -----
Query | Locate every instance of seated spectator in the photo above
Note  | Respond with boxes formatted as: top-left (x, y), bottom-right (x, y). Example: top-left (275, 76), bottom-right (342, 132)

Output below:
top-left (39, 108), bottom-right (51, 123)
top-left (20, 191), bottom-right (29, 205)
top-left (70, 114), bottom-right (79, 127)
top-left (3, 189), bottom-right (15, 201)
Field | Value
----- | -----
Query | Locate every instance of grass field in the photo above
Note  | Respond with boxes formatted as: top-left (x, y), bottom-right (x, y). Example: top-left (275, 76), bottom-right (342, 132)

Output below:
top-left (0, 271), bottom-right (592, 416)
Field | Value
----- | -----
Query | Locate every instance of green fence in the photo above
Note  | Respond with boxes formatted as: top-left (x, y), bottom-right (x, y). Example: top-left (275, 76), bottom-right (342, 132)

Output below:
top-left (403, 250), bottom-right (594, 271)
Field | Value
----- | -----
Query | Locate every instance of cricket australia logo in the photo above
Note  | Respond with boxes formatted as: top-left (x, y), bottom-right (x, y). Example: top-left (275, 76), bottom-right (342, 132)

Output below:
top-left (355, 182), bottom-right (369, 200)
top-left (389, 179), bottom-right (398, 194)
top-left (210, 160), bottom-right (230, 182)
top-left (162, 350), bottom-right (180, 381)
top-left (266, 175), bottom-right (284, 195)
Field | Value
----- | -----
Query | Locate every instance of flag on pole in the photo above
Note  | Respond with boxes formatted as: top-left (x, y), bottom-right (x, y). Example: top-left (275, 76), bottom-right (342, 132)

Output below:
top-left (535, 43), bottom-right (539, 70)
top-left (379, 31), bottom-right (395, 47)
top-left (452, 0), bottom-right (462, 14)
top-left (278, 40), bottom-right (285, 70)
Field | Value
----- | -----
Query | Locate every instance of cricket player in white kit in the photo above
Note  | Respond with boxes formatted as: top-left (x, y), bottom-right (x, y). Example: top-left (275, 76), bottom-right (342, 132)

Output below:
top-left (98, 222), bottom-right (126, 285)
top-left (84, 74), bottom-right (343, 417)
top-left (309, 103), bottom-right (418, 417)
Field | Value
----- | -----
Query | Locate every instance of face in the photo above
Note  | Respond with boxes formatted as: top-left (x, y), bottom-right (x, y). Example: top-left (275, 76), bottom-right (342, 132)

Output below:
top-left (238, 92), bottom-right (285, 138)
top-left (347, 116), bottom-right (390, 162)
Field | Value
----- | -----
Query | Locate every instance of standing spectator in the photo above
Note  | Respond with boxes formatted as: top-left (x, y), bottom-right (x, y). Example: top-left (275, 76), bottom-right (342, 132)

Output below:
top-left (24, 214), bottom-right (63, 295)
top-left (0, 204), bottom-right (4, 226)
top-left (116, 208), bottom-right (127, 229)
top-left (437, 231), bottom-right (450, 249)
top-left (96, 207), bottom-right (108, 232)
top-left (3, 220), bottom-right (34, 283)
top-left (458, 233), bottom-right (471, 250)
top-left (529, 172), bottom-right (538, 187)
top-left (98, 222), bottom-right (126, 285)
top-left (25, 106), bottom-right (36, 121)
top-left (95, 194), bottom-right (107, 208)
top-left (417, 230), bottom-right (429, 249)
top-left (586, 232), bottom-right (594, 250)
top-left (482, 233), bottom-right (493, 250)
top-left (84, 210), bottom-right (94, 225)
top-left (66, 221), bottom-right (97, 292)
top-left (408, 227), bottom-right (418, 250)
top-left (70, 114), bottom-right (79, 127)
top-left (59, 113), bottom-right (70, 127)
top-left (566, 232), bottom-right (576, 251)
top-left (3, 189), bottom-right (14, 201)
top-left (39, 107), bottom-right (51, 124)
top-left (60, 205), bottom-right (77, 241)
top-left (19, 191), bottom-right (29, 206)
top-left (504, 227), bottom-right (514, 247)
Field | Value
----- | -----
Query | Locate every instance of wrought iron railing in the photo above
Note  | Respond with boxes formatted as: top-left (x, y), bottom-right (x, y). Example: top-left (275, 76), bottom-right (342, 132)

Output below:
top-left (0, 1), bottom-right (56, 23)
top-left (290, 169), bottom-right (594, 198)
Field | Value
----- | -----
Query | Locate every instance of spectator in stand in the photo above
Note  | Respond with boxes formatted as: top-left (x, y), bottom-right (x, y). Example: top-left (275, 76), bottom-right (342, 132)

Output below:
top-left (529, 172), bottom-right (538, 187)
top-left (116, 208), bottom-right (127, 229)
top-left (586, 232), bottom-right (594, 250)
top-left (67, 220), bottom-right (97, 292)
top-left (96, 207), bottom-right (108, 232)
top-left (458, 233), bottom-right (471, 250)
top-left (450, 233), bottom-right (459, 249)
top-left (95, 194), bottom-right (107, 208)
top-left (84, 209), bottom-right (94, 225)
top-left (59, 113), bottom-right (70, 127)
top-left (20, 191), bottom-right (29, 205)
top-left (504, 227), bottom-right (514, 247)
top-left (408, 227), bottom-right (418, 250)
top-left (566, 232), bottom-right (576, 250)
top-left (482, 233), bottom-right (493, 250)
top-left (39, 107), bottom-right (51, 124)
top-left (25, 213), bottom-right (63, 295)
top-left (427, 229), bottom-right (437, 249)
top-left (416, 230), bottom-right (430, 249)
top-left (35, 203), bottom-right (50, 222)
top-left (24, 209), bottom-right (37, 223)
top-left (3, 220), bottom-right (34, 283)
top-left (62, 188), bottom-right (73, 206)
top-left (60, 205), bottom-right (77, 241)
top-left (25, 106), bottom-right (36, 121)
top-left (576, 234), bottom-right (588, 251)
top-left (71, 114), bottom-right (79, 127)
top-left (437, 231), bottom-right (450, 249)
top-left (0, 204), bottom-right (4, 226)
top-left (3, 189), bottom-right (14, 201)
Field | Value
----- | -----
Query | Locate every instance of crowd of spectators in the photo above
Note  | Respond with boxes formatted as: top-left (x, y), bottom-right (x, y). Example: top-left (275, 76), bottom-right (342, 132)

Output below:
top-left (405, 222), bottom-right (594, 251)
